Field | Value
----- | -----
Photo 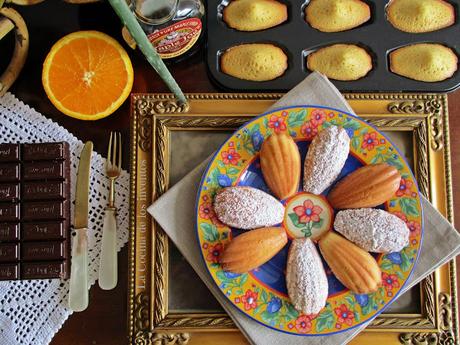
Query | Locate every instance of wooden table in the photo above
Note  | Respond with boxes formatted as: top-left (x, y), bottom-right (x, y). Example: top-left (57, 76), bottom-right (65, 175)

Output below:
top-left (3, 2), bottom-right (459, 344)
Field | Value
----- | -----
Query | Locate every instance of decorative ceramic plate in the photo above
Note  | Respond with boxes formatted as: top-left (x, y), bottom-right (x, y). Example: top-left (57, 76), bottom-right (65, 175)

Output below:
top-left (196, 106), bottom-right (423, 336)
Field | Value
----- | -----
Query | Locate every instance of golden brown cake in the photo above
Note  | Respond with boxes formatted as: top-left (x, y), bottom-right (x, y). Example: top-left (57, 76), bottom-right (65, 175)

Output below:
top-left (319, 231), bottom-right (382, 294)
top-left (260, 133), bottom-right (301, 200)
top-left (390, 43), bottom-right (458, 82)
top-left (220, 227), bottom-right (288, 273)
top-left (223, 0), bottom-right (287, 31)
top-left (387, 0), bottom-right (455, 33)
top-left (305, 0), bottom-right (371, 32)
top-left (306, 44), bottom-right (373, 81)
top-left (328, 164), bottom-right (401, 209)
top-left (221, 43), bottom-right (288, 81)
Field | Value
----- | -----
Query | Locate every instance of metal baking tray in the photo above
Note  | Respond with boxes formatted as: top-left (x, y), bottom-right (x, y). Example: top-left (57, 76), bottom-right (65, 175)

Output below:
top-left (206, 0), bottom-right (460, 92)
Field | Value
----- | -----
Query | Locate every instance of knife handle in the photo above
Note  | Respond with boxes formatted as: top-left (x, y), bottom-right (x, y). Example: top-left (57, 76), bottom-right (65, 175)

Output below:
top-left (99, 207), bottom-right (118, 290)
top-left (69, 228), bottom-right (89, 312)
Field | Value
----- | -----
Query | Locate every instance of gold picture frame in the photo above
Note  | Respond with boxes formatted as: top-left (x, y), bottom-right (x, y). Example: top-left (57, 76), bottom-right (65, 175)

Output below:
top-left (128, 93), bottom-right (457, 345)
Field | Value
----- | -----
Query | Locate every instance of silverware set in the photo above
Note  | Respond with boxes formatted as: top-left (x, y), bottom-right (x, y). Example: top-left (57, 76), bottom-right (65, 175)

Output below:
top-left (69, 131), bottom-right (122, 312)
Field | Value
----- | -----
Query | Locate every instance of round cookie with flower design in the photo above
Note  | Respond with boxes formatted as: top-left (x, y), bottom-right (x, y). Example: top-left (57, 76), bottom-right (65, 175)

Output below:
top-left (196, 106), bottom-right (423, 335)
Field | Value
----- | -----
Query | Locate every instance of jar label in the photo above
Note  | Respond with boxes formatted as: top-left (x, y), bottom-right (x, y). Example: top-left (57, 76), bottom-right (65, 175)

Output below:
top-left (148, 18), bottom-right (202, 59)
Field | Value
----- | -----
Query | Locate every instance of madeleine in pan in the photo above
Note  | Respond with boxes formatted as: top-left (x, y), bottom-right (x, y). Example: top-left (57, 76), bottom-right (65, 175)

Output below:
top-left (305, 0), bottom-right (371, 32)
top-left (223, 0), bottom-right (287, 31)
top-left (387, 0), bottom-right (455, 33)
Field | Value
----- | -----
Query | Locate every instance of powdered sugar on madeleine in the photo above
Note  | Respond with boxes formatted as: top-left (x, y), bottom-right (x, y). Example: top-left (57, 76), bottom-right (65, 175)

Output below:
top-left (214, 187), bottom-right (284, 229)
top-left (334, 208), bottom-right (410, 253)
top-left (286, 238), bottom-right (328, 315)
top-left (303, 126), bottom-right (350, 194)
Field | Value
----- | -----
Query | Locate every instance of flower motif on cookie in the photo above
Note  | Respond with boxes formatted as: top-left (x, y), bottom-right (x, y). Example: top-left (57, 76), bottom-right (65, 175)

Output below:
top-left (294, 200), bottom-right (322, 223)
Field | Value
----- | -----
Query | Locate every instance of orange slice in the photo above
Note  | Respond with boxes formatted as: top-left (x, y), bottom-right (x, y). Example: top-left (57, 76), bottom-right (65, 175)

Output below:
top-left (42, 31), bottom-right (134, 121)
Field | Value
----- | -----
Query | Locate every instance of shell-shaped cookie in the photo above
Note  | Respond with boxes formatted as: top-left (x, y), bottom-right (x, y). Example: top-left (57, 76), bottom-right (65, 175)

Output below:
top-left (221, 227), bottom-right (288, 273)
top-left (223, 0), bottom-right (287, 32)
top-left (334, 208), bottom-right (410, 253)
top-left (319, 231), bottom-right (382, 294)
top-left (387, 0), bottom-right (455, 33)
top-left (260, 133), bottom-right (301, 200)
top-left (328, 163), bottom-right (401, 209)
top-left (220, 43), bottom-right (288, 82)
top-left (286, 238), bottom-right (328, 315)
top-left (214, 186), bottom-right (284, 229)
top-left (307, 44), bottom-right (373, 81)
top-left (389, 43), bottom-right (458, 82)
top-left (306, 0), bottom-right (371, 32)
top-left (303, 126), bottom-right (350, 195)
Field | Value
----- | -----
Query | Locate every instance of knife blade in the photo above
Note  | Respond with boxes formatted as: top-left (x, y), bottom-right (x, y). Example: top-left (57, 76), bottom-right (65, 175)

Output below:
top-left (69, 141), bottom-right (93, 312)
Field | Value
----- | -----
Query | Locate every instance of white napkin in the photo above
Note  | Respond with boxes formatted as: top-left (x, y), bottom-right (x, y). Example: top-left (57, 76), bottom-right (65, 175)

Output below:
top-left (148, 73), bottom-right (460, 345)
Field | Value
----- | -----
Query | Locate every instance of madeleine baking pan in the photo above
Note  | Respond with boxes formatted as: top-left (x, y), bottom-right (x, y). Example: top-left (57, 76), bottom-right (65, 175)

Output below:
top-left (206, 0), bottom-right (460, 92)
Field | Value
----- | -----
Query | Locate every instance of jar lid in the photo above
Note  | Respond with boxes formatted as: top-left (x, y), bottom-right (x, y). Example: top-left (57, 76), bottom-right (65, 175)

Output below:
top-left (134, 0), bottom-right (179, 25)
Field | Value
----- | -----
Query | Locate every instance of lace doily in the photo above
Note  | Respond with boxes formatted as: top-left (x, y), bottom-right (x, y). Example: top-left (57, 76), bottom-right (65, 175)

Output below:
top-left (0, 92), bottom-right (130, 345)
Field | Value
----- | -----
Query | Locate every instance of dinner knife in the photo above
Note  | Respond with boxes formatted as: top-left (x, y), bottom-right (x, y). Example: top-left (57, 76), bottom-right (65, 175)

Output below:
top-left (69, 141), bottom-right (93, 312)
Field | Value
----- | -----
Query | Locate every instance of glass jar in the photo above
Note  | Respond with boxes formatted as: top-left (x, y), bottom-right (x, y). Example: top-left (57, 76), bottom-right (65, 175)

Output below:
top-left (133, 0), bottom-right (205, 63)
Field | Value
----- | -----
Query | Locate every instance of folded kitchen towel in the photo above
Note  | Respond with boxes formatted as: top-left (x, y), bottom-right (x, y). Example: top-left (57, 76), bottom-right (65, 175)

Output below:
top-left (148, 72), bottom-right (460, 345)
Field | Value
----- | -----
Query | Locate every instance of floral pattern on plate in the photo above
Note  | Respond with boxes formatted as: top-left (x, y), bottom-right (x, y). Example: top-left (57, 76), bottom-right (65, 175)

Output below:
top-left (196, 106), bottom-right (423, 335)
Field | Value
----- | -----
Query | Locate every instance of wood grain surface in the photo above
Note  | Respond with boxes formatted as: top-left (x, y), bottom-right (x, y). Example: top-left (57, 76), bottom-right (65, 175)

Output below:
top-left (1, 2), bottom-right (458, 344)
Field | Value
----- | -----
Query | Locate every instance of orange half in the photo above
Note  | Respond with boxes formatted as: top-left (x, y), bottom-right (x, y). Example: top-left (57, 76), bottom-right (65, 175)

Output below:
top-left (42, 31), bottom-right (134, 121)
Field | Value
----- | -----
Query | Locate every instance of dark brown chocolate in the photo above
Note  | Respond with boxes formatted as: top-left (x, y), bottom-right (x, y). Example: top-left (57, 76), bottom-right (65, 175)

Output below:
top-left (0, 183), bottom-right (20, 202)
top-left (0, 163), bottom-right (20, 182)
top-left (0, 144), bottom-right (19, 162)
top-left (22, 221), bottom-right (65, 241)
top-left (23, 161), bottom-right (65, 181)
top-left (22, 201), bottom-right (65, 220)
top-left (0, 142), bottom-right (70, 280)
top-left (22, 181), bottom-right (65, 200)
top-left (22, 241), bottom-right (65, 261)
top-left (0, 243), bottom-right (19, 262)
top-left (22, 143), bottom-right (68, 161)
top-left (22, 261), bottom-right (65, 279)
top-left (0, 263), bottom-right (19, 280)
top-left (0, 203), bottom-right (20, 222)
top-left (0, 223), bottom-right (20, 241)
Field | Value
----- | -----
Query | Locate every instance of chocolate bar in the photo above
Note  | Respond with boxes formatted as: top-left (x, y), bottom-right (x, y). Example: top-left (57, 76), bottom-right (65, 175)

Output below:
top-left (22, 221), bottom-right (65, 241)
top-left (0, 163), bottom-right (20, 182)
top-left (0, 263), bottom-right (19, 280)
top-left (0, 142), bottom-right (70, 281)
top-left (0, 243), bottom-right (19, 261)
top-left (23, 181), bottom-right (65, 200)
top-left (0, 144), bottom-right (19, 162)
top-left (22, 241), bottom-right (65, 261)
top-left (0, 223), bottom-right (20, 241)
top-left (22, 143), bottom-right (67, 161)
top-left (23, 161), bottom-right (66, 181)
top-left (22, 261), bottom-right (66, 279)
top-left (0, 203), bottom-right (20, 222)
top-left (22, 201), bottom-right (65, 220)
top-left (0, 183), bottom-right (20, 202)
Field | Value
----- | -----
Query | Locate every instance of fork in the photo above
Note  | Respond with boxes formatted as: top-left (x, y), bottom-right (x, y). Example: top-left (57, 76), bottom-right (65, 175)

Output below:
top-left (99, 131), bottom-right (122, 290)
